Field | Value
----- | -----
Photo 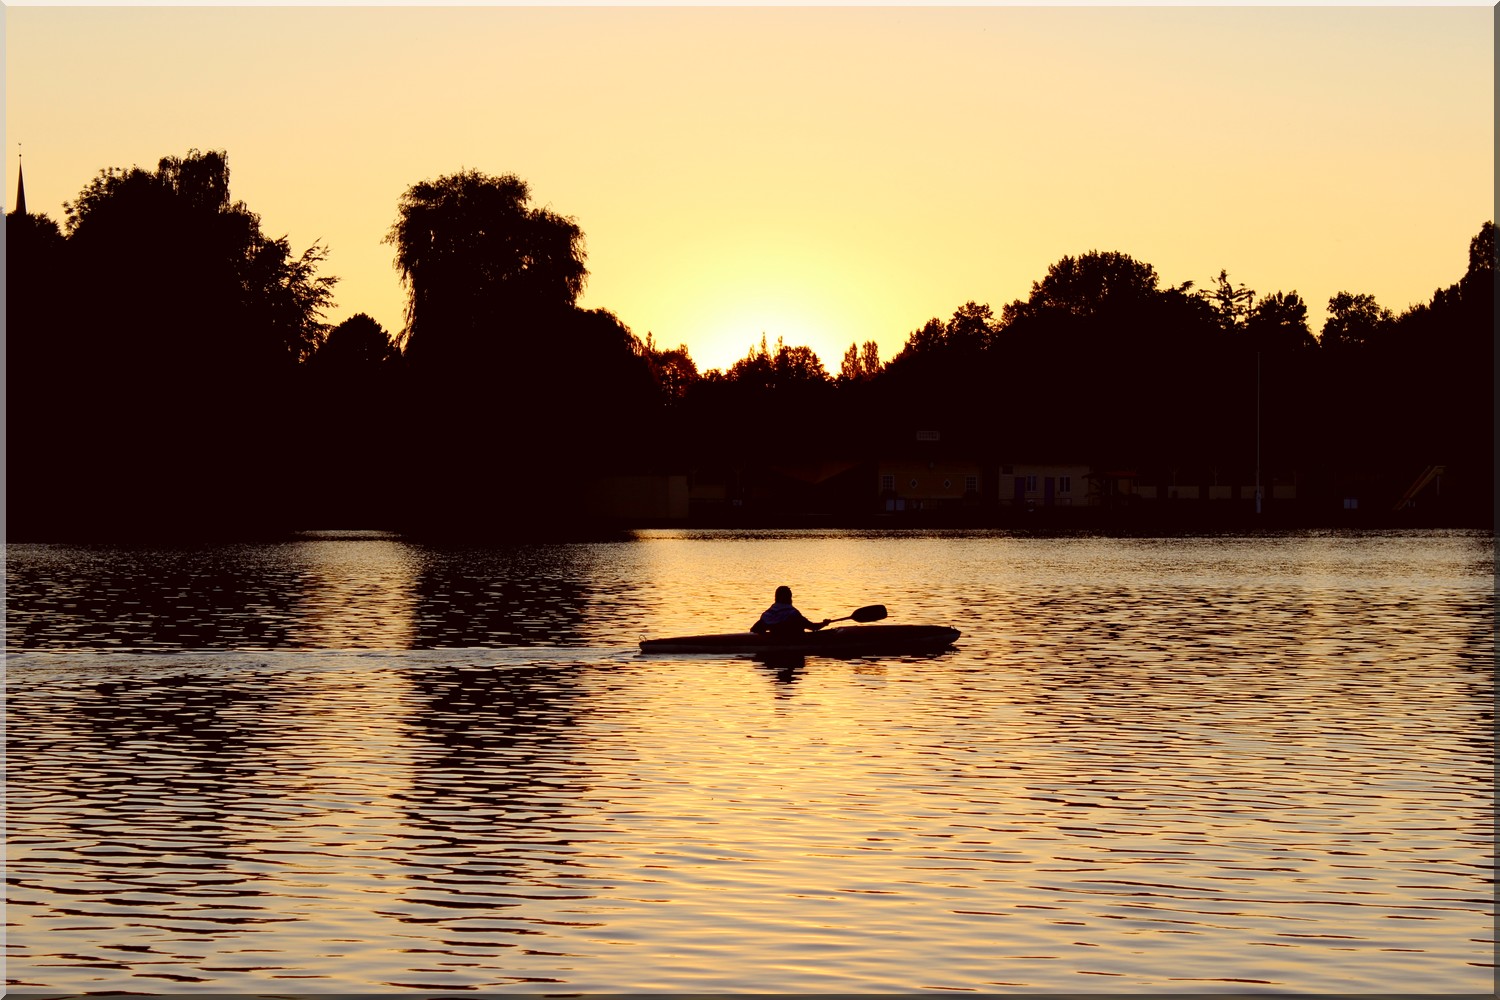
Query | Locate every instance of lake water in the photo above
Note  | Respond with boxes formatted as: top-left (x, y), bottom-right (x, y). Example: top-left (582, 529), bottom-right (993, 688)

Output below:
top-left (5, 529), bottom-right (1495, 994)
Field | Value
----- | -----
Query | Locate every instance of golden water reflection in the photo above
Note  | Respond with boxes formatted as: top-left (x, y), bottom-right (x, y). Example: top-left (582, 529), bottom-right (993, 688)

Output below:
top-left (285, 532), bottom-right (422, 648)
top-left (5, 530), bottom-right (1494, 992)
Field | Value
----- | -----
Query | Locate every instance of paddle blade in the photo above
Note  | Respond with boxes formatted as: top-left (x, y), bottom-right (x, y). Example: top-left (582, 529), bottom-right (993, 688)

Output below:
top-left (849, 604), bottom-right (887, 623)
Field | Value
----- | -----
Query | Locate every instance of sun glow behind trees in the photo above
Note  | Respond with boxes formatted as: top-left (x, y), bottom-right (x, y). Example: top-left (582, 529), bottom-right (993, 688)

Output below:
top-left (4, 5), bottom-right (1492, 374)
top-left (6, 137), bottom-right (1493, 535)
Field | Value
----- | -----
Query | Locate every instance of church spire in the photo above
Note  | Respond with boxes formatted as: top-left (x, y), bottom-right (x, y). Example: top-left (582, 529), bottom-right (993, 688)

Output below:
top-left (14, 152), bottom-right (26, 216)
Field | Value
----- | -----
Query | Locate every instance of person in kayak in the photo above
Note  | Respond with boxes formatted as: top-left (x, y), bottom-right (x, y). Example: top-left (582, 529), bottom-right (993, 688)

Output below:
top-left (750, 586), bottom-right (831, 637)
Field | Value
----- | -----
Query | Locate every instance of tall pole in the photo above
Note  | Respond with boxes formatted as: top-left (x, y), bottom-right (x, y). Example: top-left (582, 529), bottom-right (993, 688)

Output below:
top-left (1255, 350), bottom-right (1262, 515)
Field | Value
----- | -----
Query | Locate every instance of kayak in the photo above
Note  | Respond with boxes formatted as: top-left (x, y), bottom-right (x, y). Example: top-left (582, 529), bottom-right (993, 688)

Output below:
top-left (639, 624), bottom-right (961, 656)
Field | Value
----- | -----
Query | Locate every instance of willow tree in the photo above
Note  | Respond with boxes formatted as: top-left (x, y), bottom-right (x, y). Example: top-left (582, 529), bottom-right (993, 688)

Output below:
top-left (387, 170), bottom-right (587, 371)
top-left (384, 171), bottom-right (673, 531)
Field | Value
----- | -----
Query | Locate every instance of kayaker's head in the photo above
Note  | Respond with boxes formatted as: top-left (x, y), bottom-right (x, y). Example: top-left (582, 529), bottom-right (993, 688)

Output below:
top-left (774, 585), bottom-right (793, 604)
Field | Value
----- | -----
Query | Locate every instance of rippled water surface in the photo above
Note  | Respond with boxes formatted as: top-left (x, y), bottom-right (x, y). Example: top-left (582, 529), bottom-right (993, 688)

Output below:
top-left (6, 529), bottom-right (1495, 993)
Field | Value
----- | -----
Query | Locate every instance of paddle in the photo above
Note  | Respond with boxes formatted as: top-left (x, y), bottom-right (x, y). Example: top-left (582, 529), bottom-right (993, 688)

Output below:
top-left (824, 604), bottom-right (887, 626)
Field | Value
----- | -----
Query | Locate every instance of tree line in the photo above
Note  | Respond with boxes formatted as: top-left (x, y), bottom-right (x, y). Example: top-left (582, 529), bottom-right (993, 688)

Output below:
top-left (6, 149), bottom-right (1493, 537)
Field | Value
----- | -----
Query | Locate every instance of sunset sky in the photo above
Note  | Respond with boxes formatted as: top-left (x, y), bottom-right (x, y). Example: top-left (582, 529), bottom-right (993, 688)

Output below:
top-left (4, 3), bottom-right (1493, 373)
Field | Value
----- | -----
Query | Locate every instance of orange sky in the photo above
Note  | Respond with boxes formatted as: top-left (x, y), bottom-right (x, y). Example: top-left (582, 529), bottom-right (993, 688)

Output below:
top-left (4, 4), bottom-right (1492, 372)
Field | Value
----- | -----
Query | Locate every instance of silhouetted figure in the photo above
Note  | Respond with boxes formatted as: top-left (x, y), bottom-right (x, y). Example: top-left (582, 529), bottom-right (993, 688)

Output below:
top-left (750, 586), bottom-right (830, 636)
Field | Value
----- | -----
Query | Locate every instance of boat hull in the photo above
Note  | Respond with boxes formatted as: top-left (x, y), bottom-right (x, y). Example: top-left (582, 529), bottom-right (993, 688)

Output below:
top-left (639, 624), bottom-right (960, 656)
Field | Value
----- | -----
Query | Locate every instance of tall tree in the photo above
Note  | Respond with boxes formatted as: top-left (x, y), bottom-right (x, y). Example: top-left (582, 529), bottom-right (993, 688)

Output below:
top-left (383, 170), bottom-right (676, 530)
top-left (387, 170), bottom-right (585, 370)
top-left (65, 149), bottom-right (336, 374)
top-left (10, 148), bottom-right (340, 537)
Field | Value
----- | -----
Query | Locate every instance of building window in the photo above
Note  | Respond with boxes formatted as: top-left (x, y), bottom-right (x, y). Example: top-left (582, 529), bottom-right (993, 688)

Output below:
top-left (880, 474), bottom-right (894, 492)
top-left (1026, 475), bottom-right (1037, 492)
top-left (1059, 476), bottom-right (1071, 494)
top-left (942, 479), bottom-right (952, 490)
top-left (909, 479), bottom-right (920, 490)
top-left (965, 476), bottom-right (978, 493)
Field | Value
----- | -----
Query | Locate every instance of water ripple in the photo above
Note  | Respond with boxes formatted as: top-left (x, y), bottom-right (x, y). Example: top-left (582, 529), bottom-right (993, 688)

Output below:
top-left (7, 531), bottom-right (1494, 992)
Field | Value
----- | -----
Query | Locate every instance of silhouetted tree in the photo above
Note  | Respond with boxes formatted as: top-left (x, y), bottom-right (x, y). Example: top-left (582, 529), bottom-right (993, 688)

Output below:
top-left (1001, 250), bottom-right (1163, 323)
top-left (994, 252), bottom-right (1180, 451)
top-left (387, 170), bottom-right (585, 371)
top-left (641, 334), bottom-right (700, 405)
top-left (6, 208), bottom-right (71, 532)
top-left (314, 313), bottom-right (400, 370)
top-left (558, 307), bottom-right (660, 428)
top-left (382, 170), bottom-right (673, 531)
top-left (946, 301), bottom-right (999, 353)
top-left (719, 336), bottom-right (775, 389)
top-left (1363, 220), bottom-right (1496, 521)
top-left (301, 313), bottom-right (402, 525)
top-left (5, 209), bottom-right (67, 372)
top-left (887, 318), bottom-right (946, 365)
top-left (838, 340), bottom-right (881, 384)
top-left (66, 149), bottom-right (336, 373)
top-left (1200, 269), bottom-right (1255, 332)
top-left (774, 342), bottom-right (831, 386)
top-left (9, 148), bottom-right (337, 537)
top-left (12, 142), bottom-right (1492, 534)
top-left (680, 335), bottom-right (837, 468)
top-left (1320, 291), bottom-right (1392, 351)
top-left (250, 239), bottom-right (338, 364)
top-left (872, 302), bottom-right (1007, 457)
top-left (722, 335), bottom-right (830, 391)
top-left (1246, 291), bottom-right (1316, 353)
top-left (886, 302), bottom-right (998, 372)
top-left (987, 251), bottom-right (1229, 469)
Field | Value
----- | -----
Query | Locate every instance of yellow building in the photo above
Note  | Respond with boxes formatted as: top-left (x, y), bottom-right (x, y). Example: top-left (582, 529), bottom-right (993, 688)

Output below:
top-left (877, 459), bottom-right (983, 512)
top-left (998, 462), bottom-right (1090, 507)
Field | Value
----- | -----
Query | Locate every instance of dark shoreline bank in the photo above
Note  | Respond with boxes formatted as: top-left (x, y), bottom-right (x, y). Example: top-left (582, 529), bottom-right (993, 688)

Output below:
top-left (6, 508), bottom-right (1494, 545)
